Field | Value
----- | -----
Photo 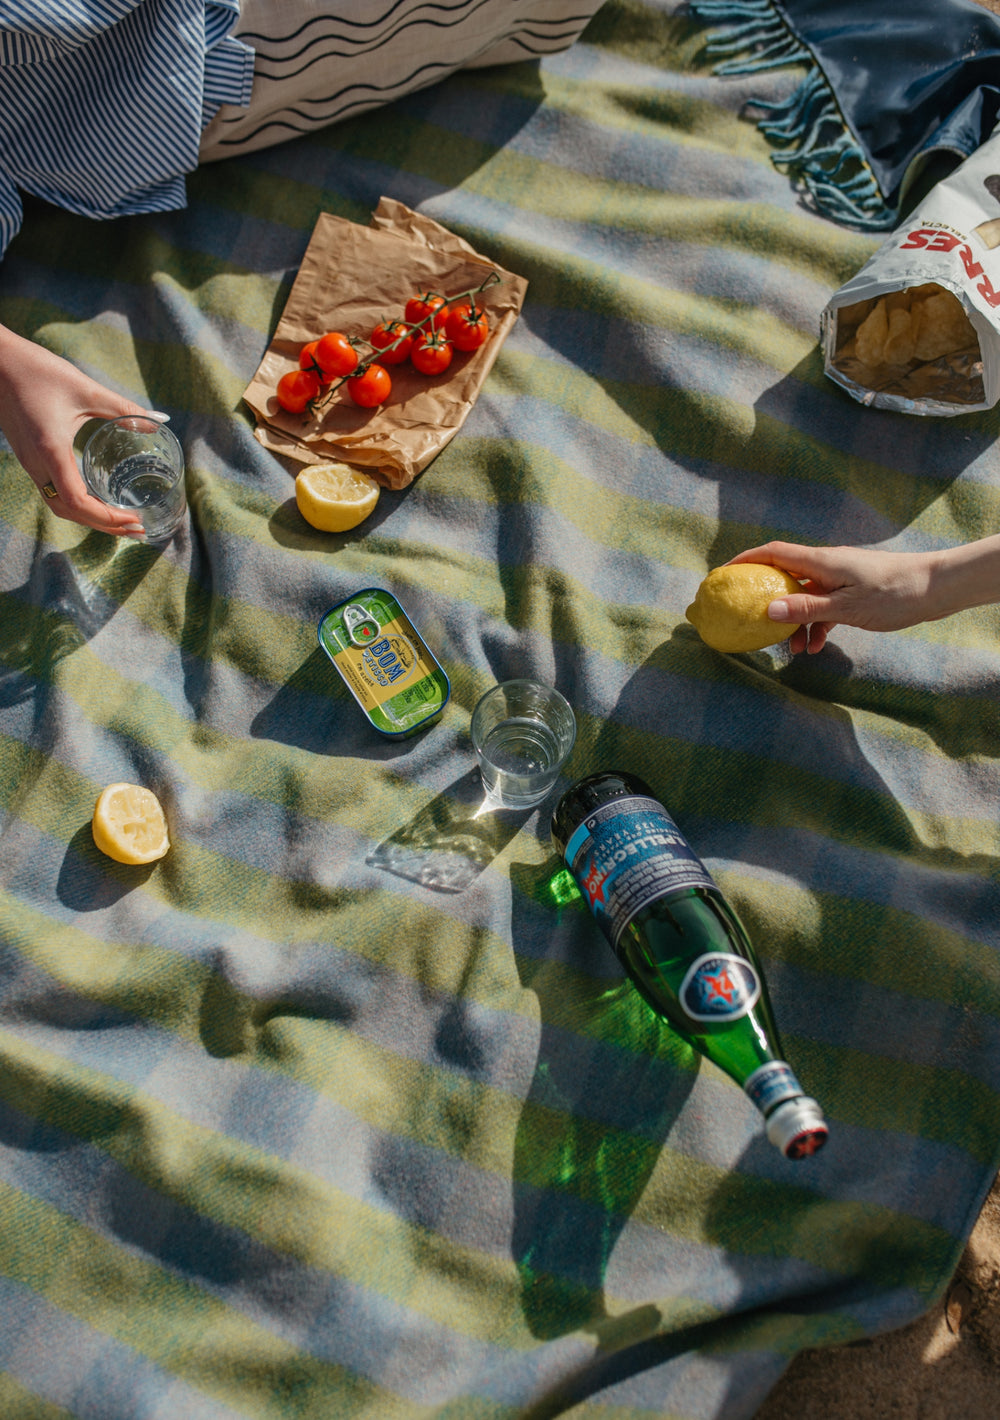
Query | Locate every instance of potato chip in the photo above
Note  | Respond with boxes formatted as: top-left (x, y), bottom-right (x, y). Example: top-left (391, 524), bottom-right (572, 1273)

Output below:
top-left (974, 217), bottom-right (1000, 251)
top-left (911, 289), bottom-right (977, 362)
top-left (845, 284), bottom-right (976, 370)
top-left (883, 301), bottom-right (915, 365)
top-left (855, 298), bottom-right (889, 366)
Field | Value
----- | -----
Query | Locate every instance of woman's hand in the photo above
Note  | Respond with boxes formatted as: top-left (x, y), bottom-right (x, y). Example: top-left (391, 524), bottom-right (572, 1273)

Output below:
top-left (0, 323), bottom-right (166, 536)
top-left (727, 541), bottom-right (948, 653)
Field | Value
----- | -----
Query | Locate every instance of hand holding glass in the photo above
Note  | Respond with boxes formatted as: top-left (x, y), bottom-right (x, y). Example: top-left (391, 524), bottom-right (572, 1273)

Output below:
top-left (83, 416), bottom-right (186, 543)
top-left (471, 679), bottom-right (576, 809)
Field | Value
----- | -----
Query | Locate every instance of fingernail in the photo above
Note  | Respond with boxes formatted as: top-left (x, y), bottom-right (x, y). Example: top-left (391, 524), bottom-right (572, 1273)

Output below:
top-left (768, 599), bottom-right (790, 621)
top-left (142, 410), bottom-right (171, 422)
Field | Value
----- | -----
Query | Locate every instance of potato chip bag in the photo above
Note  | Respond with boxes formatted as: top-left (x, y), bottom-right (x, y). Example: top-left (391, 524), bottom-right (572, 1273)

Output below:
top-left (822, 130), bottom-right (1000, 415)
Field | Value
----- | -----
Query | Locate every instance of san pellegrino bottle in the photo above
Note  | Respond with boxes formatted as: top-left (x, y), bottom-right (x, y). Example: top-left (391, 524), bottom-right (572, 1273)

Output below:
top-left (551, 770), bottom-right (827, 1159)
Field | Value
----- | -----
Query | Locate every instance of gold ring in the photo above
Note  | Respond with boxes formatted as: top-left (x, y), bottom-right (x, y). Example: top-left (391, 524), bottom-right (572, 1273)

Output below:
top-left (41, 482), bottom-right (58, 500)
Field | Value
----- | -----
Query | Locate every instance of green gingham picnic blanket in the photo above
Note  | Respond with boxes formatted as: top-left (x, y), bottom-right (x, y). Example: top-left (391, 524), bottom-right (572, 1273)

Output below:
top-left (2, 3), bottom-right (1000, 1417)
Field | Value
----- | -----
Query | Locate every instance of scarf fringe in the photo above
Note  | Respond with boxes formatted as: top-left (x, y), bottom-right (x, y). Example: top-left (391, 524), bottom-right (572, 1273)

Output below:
top-left (689, 0), bottom-right (897, 229)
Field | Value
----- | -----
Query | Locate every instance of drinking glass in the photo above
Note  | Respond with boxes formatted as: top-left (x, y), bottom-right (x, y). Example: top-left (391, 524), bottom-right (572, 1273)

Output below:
top-left (471, 679), bottom-right (576, 809)
top-left (83, 416), bottom-right (186, 543)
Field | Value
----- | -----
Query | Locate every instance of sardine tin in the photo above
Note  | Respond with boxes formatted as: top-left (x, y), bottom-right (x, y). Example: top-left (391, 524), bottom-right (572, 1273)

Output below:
top-left (317, 588), bottom-right (450, 737)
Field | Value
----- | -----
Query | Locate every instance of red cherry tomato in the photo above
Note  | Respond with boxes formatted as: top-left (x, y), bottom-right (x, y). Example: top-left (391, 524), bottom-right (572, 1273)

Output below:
top-left (314, 330), bottom-right (360, 378)
top-left (404, 292), bottom-right (447, 328)
top-left (410, 331), bottom-right (454, 376)
top-left (445, 302), bottom-right (490, 351)
top-left (347, 363), bottom-right (392, 407)
top-left (276, 368), bottom-right (321, 413)
top-left (299, 339), bottom-right (334, 382)
top-left (370, 320), bottom-right (414, 365)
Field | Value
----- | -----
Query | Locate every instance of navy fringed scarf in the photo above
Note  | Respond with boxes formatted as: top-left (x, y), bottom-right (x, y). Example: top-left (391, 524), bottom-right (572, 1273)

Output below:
top-left (689, 0), bottom-right (1000, 229)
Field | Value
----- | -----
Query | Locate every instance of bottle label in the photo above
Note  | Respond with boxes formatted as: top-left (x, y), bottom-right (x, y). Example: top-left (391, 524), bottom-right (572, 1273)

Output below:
top-left (679, 952), bottom-right (761, 1022)
top-left (743, 1061), bottom-right (803, 1115)
top-left (563, 794), bottom-right (716, 949)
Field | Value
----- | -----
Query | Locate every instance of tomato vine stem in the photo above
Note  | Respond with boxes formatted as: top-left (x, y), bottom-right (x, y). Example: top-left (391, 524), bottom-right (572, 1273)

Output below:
top-left (300, 270), bottom-right (502, 417)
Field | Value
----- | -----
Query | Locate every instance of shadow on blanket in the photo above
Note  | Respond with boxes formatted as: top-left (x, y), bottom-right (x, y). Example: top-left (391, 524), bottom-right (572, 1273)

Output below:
top-left (509, 890), bottom-right (697, 1344)
top-left (0, 537), bottom-right (159, 714)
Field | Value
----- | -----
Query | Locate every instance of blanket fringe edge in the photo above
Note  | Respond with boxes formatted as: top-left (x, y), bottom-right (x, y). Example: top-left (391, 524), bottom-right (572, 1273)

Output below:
top-left (688, 0), bottom-right (897, 230)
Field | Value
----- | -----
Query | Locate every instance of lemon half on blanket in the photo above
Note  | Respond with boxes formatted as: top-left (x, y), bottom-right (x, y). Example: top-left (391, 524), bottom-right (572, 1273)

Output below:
top-left (686, 563), bottom-right (801, 653)
top-left (92, 783), bottom-right (170, 864)
top-left (295, 461), bottom-right (380, 532)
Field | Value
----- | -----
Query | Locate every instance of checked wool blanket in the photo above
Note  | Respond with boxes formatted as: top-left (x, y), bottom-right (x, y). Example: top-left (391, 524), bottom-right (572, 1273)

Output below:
top-left (1, 2), bottom-right (999, 1416)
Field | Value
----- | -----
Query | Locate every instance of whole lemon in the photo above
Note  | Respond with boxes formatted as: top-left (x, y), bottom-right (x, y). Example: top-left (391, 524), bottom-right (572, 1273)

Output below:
top-left (686, 563), bottom-right (801, 653)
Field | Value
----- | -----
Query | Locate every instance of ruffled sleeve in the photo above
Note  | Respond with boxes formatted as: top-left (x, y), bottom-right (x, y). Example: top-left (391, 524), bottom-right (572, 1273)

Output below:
top-left (0, 167), bottom-right (22, 258)
top-left (201, 0), bottom-right (255, 125)
top-left (0, 0), bottom-right (255, 260)
top-left (0, 3), bottom-right (143, 64)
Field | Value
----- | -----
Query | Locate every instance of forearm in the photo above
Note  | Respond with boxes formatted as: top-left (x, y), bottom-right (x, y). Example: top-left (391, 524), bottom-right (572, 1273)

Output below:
top-left (731, 537), bottom-right (1000, 654)
top-left (0, 321), bottom-right (33, 394)
top-left (924, 536), bottom-right (1000, 619)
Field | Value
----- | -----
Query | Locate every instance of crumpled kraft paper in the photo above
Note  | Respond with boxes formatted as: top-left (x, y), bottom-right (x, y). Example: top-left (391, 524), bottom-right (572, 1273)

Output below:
top-left (243, 197), bottom-right (527, 487)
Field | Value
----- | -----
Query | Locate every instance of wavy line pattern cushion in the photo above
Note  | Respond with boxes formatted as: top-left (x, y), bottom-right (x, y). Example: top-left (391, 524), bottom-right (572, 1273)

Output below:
top-left (200, 0), bottom-right (605, 157)
top-left (0, 0), bottom-right (255, 257)
top-left (1, 2), bottom-right (999, 1417)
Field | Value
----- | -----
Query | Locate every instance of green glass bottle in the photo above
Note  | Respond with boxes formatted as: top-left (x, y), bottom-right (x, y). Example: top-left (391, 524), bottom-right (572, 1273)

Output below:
top-left (551, 770), bottom-right (827, 1159)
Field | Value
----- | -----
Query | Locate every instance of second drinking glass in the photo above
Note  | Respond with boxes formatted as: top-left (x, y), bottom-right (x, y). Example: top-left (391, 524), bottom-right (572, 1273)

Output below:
top-left (471, 679), bottom-right (576, 809)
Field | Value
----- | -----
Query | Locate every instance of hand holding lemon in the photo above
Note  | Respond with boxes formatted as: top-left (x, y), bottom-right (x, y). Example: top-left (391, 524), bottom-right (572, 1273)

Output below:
top-left (690, 540), bottom-right (1000, 655)
top-left (686, 562), bottom-right (802, 653)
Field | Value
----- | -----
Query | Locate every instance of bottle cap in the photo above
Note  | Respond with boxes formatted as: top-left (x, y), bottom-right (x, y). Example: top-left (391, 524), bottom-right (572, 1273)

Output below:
top-left (766, 1097), bottom-right (829, 1159)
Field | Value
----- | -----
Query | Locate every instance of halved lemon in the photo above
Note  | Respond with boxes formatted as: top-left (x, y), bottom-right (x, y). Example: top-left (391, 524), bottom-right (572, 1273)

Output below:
top-left (294, 461), bottom-right (380, 533)
top-left (92, 783), bottom-right (170, 864)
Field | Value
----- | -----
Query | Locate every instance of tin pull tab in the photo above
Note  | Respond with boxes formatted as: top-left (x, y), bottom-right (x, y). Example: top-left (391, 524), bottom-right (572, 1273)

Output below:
top-left (343, 600), bottom-right (381, 647)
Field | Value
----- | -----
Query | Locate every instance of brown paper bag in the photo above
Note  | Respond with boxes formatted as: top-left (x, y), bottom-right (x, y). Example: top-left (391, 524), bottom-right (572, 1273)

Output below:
top-left (242, 197), bottom-right (527, 487)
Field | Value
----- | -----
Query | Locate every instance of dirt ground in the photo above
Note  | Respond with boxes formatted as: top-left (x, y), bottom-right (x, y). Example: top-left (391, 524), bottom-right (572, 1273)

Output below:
top-left (754, 1179), bottom-right (1000, 1418)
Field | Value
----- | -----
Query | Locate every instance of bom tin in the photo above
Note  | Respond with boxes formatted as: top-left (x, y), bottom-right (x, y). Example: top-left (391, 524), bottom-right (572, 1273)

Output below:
top-left (318, 588), bottom-right (451, 738)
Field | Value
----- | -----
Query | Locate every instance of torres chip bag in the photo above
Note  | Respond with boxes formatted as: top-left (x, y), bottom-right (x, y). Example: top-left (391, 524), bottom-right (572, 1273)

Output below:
top-left (822, 129), bottom-right (1000, 416)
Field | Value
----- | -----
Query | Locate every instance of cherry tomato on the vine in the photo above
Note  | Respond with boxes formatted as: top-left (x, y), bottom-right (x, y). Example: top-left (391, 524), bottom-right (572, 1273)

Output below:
top-left (410, 331), bottom-right (454, 376)
top-left (347, 363), bottom-right (392, 407)
top-left (370, 320), bottom-right (414, 365)
top-left (404, 291), bottom-right (447, 328)
top-left (276, 368), bottom-right (321, 413)
top-left (299, 340), bottom-right (334, 382)
top-left (445, 302), bottom-right (490, 351)
top-left (314, 330), bottom-right (360, 378)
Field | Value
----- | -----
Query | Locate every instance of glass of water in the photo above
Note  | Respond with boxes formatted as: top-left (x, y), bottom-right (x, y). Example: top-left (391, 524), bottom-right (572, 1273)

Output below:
top-left (471, 679), bottom-right (576, 809)
top-left (83, 416), bottom-right (186, 544)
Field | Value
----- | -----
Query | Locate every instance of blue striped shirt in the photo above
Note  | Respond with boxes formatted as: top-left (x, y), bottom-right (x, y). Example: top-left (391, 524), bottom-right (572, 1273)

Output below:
top-left (0, 1), bottom-right (255, 259)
